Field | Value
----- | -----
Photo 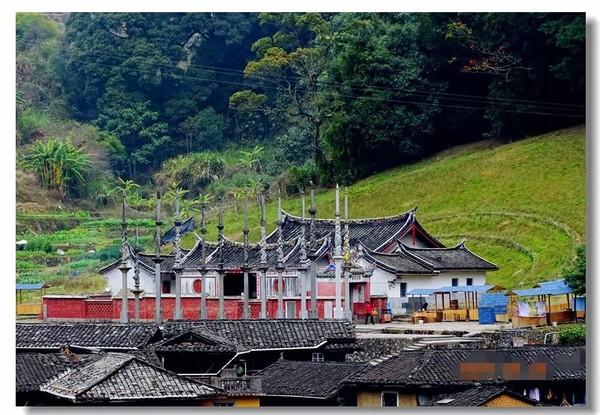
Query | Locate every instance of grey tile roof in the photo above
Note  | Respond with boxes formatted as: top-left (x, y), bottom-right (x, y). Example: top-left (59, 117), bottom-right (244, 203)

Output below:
top-left (99, 244), bottom-right (189, 275)
top-left (153, 330), bottom-right (238, 353)
top-left (363, 249), bottom-right (433, 274)
top-left (399, 242), bottom-right (498, 271)
top-left (161, 320), bottom-right (357, 353)
top-left (137, 252), bottom-right (180, 274)
top-left (348, 346), bottom-right (585, 386)
top-left (40, 353), bottom-right (220, 403)
top-left (181, 238), bottom-right (312, 270)
top-left (426, 385), bottom-right (539, 406)
top-left (257, 360), bottom-right (366, 399)
top-left (16, 322), bottom-right (160, 350)
top-left (266, 210), bottom-right (418, 251)
top-left (16, 352), bottom-right (95, 393)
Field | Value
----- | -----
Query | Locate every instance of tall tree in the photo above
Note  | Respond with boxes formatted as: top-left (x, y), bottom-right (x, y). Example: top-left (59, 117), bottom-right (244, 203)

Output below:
top-left (323, 13), bottom-right (446, 182)
top-left (563, 245), bottom-right (586, 295)
top-left (230, 13), bottom-right (336, 167)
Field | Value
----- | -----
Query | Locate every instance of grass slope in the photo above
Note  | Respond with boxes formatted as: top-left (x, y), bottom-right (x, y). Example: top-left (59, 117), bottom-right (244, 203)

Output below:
top-left (204, 126), bottom-right (585, 289)
top-left (17, 126), bottom-right (585, 292)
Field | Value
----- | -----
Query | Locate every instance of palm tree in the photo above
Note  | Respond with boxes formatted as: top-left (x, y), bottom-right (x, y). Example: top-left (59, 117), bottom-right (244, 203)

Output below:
top-left (21, 138), bottom-right (90, 200)
top-left (238, 145), bottom-right (264, 173)
top-left (114, 177), bottom-right (140, 201)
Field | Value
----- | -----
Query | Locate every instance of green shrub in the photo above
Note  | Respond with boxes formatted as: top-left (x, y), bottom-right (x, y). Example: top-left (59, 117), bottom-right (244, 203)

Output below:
top-left (24, 236), bottom-right (53, 253)
top-left (287, 160), bottom-right (320, 194)
top-left (155, 151), bottom-right (225, 194)
top-left (17, 108), bottom-right (50, 142)
top-left (559, 325), bottom-right (586, 345)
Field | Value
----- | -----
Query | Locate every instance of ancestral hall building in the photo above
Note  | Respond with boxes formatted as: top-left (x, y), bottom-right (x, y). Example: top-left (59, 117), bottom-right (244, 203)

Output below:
top-left (92, 186), bottom-right (497, 322)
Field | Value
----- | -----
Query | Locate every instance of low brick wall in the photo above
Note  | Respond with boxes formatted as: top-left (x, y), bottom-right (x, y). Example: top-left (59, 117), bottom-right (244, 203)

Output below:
top-left (42, 295), bottom-right (355, 321)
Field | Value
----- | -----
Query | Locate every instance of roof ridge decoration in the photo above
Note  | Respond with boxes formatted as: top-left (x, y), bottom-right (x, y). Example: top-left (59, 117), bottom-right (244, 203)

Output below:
top-left (396, 243), bottom-right (436, 269)
top-left (280, 208), bottom-right (414, 225)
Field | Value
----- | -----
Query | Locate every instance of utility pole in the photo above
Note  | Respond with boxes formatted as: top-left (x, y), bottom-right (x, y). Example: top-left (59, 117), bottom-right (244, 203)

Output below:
top-left (334, 184), bottom-right (344, 319)
top-left (299, 190), bottom-right (309, 320)
top-left (276, 192), bottom-right (285, 318)
top-left (259, 190), bottom-right (268, 319)
top-left (343, 187), bottom-right (352, 320)
top-left (217, 200), bottom-right (225, 319)
top-left (242, 198), bottom-right (250, 319)
top-left (199, 197), bottom-right (208, 320)
top-left (132, 224), bottom-right (142, 322)
top-left (173, 197), bottom-right (183, 320)
top-left (119, 197), bottom-right (130, 323)
top-left (153, 191), bottom-right (163, 324)
top-left (308, 182), bottom-right (318, 319)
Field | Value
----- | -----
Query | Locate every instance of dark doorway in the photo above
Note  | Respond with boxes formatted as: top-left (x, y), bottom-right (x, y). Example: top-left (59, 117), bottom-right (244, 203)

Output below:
top-left (224, 273), bottom-right (257, 298)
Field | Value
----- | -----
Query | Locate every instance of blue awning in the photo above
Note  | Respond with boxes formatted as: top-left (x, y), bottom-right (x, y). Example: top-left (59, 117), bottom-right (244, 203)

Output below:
top-left (514, 279), bottom-right (572, 296)
top-left (16, 283), bottom-right (46, 290)
top-left (434, 285), bottom-right (495, 293)
top-left (407, 288), bottom-right (435, 296)
top-left (407, 285), bottom-right (497, 296)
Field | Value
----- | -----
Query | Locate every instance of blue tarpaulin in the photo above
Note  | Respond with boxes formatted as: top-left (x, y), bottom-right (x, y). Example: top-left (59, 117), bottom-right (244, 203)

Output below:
top-left (16, 283), bottom-right (46, 290)
top-left (161, 217), bottom-right (196, 245)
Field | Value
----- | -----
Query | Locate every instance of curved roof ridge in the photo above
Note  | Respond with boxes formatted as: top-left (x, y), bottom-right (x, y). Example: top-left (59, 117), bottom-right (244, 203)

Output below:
top-left (362, 242), bottom-right (434, 273)
top-left (399, 241), bottom-right (498, 271)
top-left (178, 238), bottom-right (201, 264)
top-left (458, 242), bottom-right (500, 269)
top-left (281, 208), bottom-right (413, 224)
top-left (397, 243), bottom-right (436, 268)
top-left (221, 235), bottom-right (299, 249)
top-left (401, 242), bottom-right (464, 251)
top-left (360, 246), bottom-right (399, 274)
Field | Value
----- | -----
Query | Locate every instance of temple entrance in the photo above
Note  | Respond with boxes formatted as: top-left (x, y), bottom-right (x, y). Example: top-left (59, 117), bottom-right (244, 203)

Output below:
top-left (223, 273), bottom-right (257, 299)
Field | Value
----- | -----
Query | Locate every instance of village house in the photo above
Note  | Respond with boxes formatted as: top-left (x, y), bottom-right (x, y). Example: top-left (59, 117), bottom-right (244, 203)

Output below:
top-left (16, 320), bottom-right (358, 407)
top-left (341, 346), bottom-right (586, 407)
top-left (65, 185), bottom-right (499, 322)
top-left (15, 321), bottom-right (585, 407)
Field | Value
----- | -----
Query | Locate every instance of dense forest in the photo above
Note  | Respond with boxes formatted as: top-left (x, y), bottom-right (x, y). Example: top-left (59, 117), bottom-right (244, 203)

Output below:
top-left (16, 12), bottom-right (585, 211)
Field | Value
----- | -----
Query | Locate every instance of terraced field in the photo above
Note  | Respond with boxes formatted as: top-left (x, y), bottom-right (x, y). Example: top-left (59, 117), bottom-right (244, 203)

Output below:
top-left (16, 126), bottom-right (585, 292)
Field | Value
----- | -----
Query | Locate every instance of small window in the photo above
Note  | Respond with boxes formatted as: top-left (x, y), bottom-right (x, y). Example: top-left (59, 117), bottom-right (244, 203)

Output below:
top-left (382, 391), bottom-right (398, 407)
top-left (312, 352), bottom-right (324, 362)
top-left (466, 278), bottom-right (473, 286)
top-left (451, 278), bottom-right (459, 287)
top-left (400, 282), bottom-right (407, 297)
top-left (162, 280), bottom-right (171, 294)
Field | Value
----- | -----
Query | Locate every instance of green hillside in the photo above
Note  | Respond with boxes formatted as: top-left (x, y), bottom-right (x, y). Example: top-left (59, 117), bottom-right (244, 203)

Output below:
top-left (16, 126), bottom-right (585, 292)
top-left (209, 126), bottom-right (585, 289)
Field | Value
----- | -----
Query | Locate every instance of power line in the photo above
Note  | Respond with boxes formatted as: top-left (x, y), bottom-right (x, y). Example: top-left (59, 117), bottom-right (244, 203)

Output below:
top-left (73, 49), bottom-right (585, 113)
top-left (80, 57), bottom-right (585, 119)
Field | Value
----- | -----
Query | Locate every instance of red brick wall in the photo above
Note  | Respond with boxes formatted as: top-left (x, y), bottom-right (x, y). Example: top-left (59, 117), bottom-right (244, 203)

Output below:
top-left (43, 295), bottom-right (379, 321)
top-left (44, 297), bottom-right (86, 319)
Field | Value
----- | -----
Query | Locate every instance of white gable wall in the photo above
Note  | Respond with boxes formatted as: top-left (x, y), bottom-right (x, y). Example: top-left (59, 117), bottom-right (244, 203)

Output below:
top-left (101, 258), bottom-right (156, 295)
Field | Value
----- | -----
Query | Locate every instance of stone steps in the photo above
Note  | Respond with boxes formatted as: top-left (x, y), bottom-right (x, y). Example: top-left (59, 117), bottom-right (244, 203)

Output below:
top-left (402, 335), bottom-right (484, 351)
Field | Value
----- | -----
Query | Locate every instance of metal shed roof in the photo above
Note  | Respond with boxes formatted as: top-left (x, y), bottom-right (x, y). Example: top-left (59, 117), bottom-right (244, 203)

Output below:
top-left (514, 279), bottom-right (572, 296)
top-left (16, 283), bottom-right (46, 290)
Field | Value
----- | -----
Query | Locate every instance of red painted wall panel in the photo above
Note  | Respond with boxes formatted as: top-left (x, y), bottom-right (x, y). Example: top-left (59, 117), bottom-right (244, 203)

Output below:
top-left (42, 295), bottom-right (372, 321)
